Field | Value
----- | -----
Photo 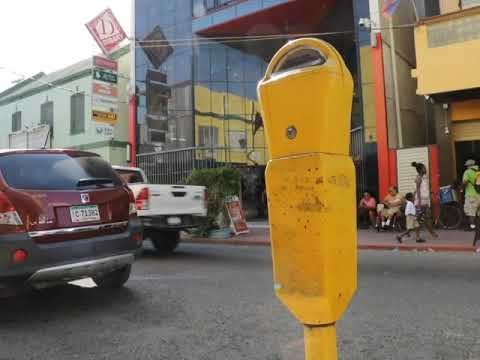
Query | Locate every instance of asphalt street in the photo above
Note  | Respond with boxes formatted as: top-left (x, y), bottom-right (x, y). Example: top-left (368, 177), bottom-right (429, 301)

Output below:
top-left (1, 244), bottom-right (480, 360)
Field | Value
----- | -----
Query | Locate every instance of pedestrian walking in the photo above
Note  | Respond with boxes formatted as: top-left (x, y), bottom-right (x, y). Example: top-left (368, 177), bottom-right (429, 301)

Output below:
top-left (397, 192), bottom-right (423, 243)
top-left (462, 159), bottom-right (480, 230)
top-left (411, 162), bottom-right (438, 239)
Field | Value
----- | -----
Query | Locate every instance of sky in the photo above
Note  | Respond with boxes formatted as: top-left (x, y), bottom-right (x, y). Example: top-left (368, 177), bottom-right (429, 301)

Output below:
top-left (0, 1), bottom-right (131, 92)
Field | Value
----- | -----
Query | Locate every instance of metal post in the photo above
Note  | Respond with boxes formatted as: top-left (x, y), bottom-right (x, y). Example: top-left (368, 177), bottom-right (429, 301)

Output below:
top-left (304, 325), bottom-right (338, 360)
top-left (388, 18), bottom-right (404, 148)
top-left (409, 0), bottom-right (420, 22)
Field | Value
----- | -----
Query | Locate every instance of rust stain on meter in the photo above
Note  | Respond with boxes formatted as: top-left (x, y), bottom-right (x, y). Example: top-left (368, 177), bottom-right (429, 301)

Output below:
top-left (297, 196), bottom-right (328, 213)
top-left (265, 153), bottom-right (357, 325)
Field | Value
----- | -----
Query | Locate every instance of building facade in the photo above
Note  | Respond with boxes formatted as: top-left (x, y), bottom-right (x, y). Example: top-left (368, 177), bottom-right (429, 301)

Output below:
top-left (413, 0), bottom-right (480, 185)
top-left (0, 48), bottom-right (131, 165)
top-left (133, 0), bottom-right (369, 204)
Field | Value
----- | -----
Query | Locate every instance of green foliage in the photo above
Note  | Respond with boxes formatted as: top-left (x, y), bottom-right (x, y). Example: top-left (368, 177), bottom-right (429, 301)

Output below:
top-left (186, 167), bottom-right (241, 234)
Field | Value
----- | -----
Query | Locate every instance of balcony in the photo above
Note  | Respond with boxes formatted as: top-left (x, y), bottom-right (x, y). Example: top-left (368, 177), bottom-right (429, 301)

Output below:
top-left (412, 6), bottom-right (480, 101)
top-left (193, 0), bottom-right (336, 37)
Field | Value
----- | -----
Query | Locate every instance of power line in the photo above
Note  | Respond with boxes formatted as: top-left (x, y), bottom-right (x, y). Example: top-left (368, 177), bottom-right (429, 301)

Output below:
top-left (0, 24), bottom-right (417, 102)
top-left (130, 24), bottom-right (415, 48)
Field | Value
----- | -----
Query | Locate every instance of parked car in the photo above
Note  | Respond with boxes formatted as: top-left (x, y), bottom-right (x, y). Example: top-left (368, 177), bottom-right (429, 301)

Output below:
top-left (113, 166), bottom-right (207, 253)
top-left (0, 149), bottom-right (143, 297)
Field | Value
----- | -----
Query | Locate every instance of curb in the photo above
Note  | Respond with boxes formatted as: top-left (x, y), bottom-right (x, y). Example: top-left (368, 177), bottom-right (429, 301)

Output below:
top-left (183, 239), bottom-right (480, 253)
top-left (358, 243), bottom-right (478, 253)
top-left (183, 238), bottom-right (271, 247)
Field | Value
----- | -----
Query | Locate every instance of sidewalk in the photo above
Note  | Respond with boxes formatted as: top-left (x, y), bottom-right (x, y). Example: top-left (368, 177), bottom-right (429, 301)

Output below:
top-left (183, 223), bottom-right (480, 252)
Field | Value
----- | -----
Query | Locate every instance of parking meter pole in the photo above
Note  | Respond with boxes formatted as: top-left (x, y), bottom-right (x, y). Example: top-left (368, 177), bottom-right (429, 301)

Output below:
top-left (304, 325), bottom-right (338, 360)
top-left (258, 38), bottom-right (357, 360)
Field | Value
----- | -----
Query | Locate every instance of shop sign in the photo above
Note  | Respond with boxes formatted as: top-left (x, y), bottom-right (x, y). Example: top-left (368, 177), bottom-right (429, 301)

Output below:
top-left (226, 196), bottom-right (249, 235)
top-left (93, 69), bottom-right (118, 84)
top-left (93, 56), bottom-right (118, 71)
top-left (95, 123), bottom-right (114, 138)
top-left (93, 83), bottom-right (118, 97)
top-left (92, 95), bottom-right (118, 110)
top-left (92, 110), bottom-right (118, 124)
top-left (86, 8), bottom-right (127, 55)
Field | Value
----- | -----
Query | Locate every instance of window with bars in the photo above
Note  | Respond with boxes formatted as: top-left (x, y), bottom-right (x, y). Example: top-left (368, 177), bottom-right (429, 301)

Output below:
top-left (11, 111), bottom-right (21, 132)
top-left (198, 126), bottom-right (219, 147)
top-left (40, 101), bottom-right (54, 128)
top-left (70, 93), bottom-right (85, 134)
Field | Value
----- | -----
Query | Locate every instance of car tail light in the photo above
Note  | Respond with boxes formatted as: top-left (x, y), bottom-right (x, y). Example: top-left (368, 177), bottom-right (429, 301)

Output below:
top-left (133, 233), bottom-right (143, 245)
top-left (136, 187), bottom-right (150, 211)
top-left (204, 190), bottom-right (209, 209)
top-left (0, 191), bottom-right (23, 226)
top-left (13, 249), bottom-right (28, 263)
top-left (125, 187), bottom-right (137, 215)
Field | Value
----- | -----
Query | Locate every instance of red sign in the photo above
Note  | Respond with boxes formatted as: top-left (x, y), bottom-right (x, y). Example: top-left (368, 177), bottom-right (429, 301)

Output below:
top-left (86, 8), bottom-right (127, 55)
top-left (226, 197), bottom-right (249, 235)
top-left (94, 56), bottom-right (118, 72)
top-left (93, 83), bottom-right (118, 97)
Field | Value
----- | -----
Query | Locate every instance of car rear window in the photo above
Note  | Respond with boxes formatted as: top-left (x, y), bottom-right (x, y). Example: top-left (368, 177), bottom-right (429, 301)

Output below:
top-left (115, 169), bottom-right (145, 184)
top-left (0, 153), bottom-right (122, 190)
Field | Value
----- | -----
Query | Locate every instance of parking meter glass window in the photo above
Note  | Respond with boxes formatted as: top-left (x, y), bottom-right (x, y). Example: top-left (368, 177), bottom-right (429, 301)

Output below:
top-left (274, 47), bottom-right (326, 75)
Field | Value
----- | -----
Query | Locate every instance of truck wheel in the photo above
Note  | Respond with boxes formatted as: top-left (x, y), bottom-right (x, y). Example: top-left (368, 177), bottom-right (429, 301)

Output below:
top-left (151, 231), bottom-right (180, 253)
top-left (93, 265), bottom-right (131, 289)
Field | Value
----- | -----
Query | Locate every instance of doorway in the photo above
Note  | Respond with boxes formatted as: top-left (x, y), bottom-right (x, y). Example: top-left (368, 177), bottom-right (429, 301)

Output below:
top-left (454, 140), bottom-right (480, 180)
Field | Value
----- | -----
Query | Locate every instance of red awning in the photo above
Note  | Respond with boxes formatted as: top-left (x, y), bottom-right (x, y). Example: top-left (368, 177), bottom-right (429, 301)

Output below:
top-left (197, 0), bottom-right (337, 37)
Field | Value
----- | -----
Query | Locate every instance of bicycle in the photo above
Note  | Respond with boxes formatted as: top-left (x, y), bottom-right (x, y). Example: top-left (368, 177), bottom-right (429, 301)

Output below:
top-left (437, 184), bottom-right (466, 230)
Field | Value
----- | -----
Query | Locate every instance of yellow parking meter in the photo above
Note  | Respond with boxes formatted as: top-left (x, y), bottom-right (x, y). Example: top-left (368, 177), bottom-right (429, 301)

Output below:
top-left (258, 38), bottom-right (357, 359)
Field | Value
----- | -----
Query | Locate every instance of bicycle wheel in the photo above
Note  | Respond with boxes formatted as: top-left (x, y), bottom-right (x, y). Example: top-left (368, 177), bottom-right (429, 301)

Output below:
top-left (439, 204), bottom-right (463, 230)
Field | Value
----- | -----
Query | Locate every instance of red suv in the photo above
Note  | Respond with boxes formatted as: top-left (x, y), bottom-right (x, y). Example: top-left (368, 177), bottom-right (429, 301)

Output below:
top-left (0, 149), bottom-right (143, 297)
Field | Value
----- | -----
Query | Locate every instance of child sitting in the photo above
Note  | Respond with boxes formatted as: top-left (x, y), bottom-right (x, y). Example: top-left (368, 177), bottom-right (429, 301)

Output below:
top-left (396, 192), bottom-right (425, 243)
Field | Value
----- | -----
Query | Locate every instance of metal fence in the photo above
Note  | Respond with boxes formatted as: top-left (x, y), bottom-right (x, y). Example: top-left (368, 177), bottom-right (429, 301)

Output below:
top-left (350, 126), bottom-right (366, 197)
top-left (138, 128), bottom-right (365, 191)
top-left (137, 147), bottom-right (242, 184)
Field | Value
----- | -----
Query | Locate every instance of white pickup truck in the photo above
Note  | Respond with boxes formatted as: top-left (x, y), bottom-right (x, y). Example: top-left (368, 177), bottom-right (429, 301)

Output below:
top-left (113, 166), bottom-right (207, 253)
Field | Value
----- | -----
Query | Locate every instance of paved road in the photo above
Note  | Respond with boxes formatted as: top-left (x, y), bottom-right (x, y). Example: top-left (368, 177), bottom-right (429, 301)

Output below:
top-left (1, 244), bottom-right (480, 360)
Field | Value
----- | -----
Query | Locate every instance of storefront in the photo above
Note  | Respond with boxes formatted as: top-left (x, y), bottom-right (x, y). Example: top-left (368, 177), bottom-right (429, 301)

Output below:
top-left (450, 100), bottom-right (480, 179)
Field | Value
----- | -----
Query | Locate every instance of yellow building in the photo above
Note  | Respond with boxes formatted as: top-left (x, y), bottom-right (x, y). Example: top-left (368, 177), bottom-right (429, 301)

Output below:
top-left (413, 3), bottom-right (480, 181)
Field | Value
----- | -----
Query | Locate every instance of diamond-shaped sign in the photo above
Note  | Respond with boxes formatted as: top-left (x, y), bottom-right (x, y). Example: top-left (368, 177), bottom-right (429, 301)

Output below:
top-left (86, 8), bottom-right (127, 56)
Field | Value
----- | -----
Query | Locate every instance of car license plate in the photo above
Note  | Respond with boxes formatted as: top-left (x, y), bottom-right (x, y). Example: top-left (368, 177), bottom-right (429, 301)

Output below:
top-left (167, 217), bottom-right (182, 225)
top-left (70, 205), bottom-right (100, 223)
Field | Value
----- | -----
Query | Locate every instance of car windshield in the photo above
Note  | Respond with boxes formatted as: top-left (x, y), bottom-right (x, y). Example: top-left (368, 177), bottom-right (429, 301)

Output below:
top-left (0, 153), bottom-right (122, 190)
top-left (115, 169), bottom-right (145, 184)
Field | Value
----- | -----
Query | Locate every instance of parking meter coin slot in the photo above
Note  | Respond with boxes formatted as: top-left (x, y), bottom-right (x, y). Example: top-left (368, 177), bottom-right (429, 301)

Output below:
top-left (272, 47), bottom-right (326, 76)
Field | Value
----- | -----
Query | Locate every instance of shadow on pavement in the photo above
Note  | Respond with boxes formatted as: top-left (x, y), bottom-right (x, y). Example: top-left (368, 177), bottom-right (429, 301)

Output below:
top-left (0, 284), bottom-right (138, 325)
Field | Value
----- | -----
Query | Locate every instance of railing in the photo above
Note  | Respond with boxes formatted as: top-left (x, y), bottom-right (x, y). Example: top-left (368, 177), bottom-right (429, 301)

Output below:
top-left (137, 146), bottom-right (268, 184)
top-left (350, 127), bottom-right (366, 197)
top-left (138, 128), bottom-right (364, 191)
